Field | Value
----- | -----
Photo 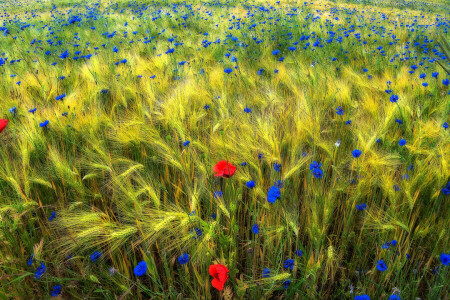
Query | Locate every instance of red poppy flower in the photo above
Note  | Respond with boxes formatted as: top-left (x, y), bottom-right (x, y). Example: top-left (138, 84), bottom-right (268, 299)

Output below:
top-left (0, 119), bottom-right (8, 133)
top-left (213, 160), bottom-right (236, 178)
top-left (209, 264), bottom-right (229, 291)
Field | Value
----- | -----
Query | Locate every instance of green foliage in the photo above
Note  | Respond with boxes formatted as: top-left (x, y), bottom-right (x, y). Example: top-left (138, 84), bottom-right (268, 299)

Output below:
top-left (436, 33), bottom-right (450, 74)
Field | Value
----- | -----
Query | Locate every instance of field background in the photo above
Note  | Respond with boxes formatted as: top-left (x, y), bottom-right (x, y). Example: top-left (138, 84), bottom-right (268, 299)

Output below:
top-left (0, 0), bottom-right (449, 298)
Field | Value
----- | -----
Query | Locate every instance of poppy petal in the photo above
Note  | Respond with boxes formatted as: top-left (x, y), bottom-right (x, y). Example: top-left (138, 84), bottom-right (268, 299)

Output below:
top-left (213, 161), bottom-right (237, 178)
top-left (0, 119), bottom-right (8, 133)
top-left (211, 278), bottom-right (225, 291)
top-left (218, 271), bottom-right (229, 283)
top-left (213, 160), bottom-right (227, 173)
top-left (214, 170), bottom-right (225, 177)
top-left (209, 264), bottom-right (218, 277)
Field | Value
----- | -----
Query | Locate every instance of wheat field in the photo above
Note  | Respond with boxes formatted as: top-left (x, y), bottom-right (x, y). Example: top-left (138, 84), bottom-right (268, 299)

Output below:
top-left (0, 0), bottom-right (449, 298)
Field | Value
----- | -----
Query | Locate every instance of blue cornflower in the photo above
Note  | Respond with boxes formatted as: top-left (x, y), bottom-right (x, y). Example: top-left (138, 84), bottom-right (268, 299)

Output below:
top-left (29, 108), bottom-right (37, 114)
top-left (376, 138), bottom-right (382, 143)
top-left (275, 180), bottom-right (283, 188)
top-left (231, 56), bottom-right (237, 62)
top-left (443, 79), bottom-right (449, 86)
top-left (346, 120), bottom-right (352, 125)
top-left (40, 120), bottom-right (50, 128)
top-left (352, 149), bottom-right (362, 158)
top-left (440, 253), bottom-right (450, 265)
top-left (183, 140), bottom-right (190, 146)
top-left (335, 106), bottom-right (344, 115)
top-left (35, 263), bottom-right (46, 279)
top-left (192, 227), bottom-right (202, 239)
top-left (177, 253), bottom-right (190, 265)
top-left (335, 140), bottom-right (341, 147)
top-left (376, 259), bottom-right (387, 271)
top-left (312, 168), bottom-right (323, 179)
top-left (246, 180), bottom-right (255, 189)
top-left (134, 261), bottom-right (147, 276)
top-left (406, 254), bottom-right (411, 259)
top-left (258, 153), bottom-right (264, 160)
top-left (262, 267), bottom-right (271, 278)
top-left (203, 104), bottom-right (210, 110)
top-left (9, 106), bottom-right (17, 115)
top-left (55, 93), bottom-right (65, 101)
top-left (422, 82), bottom-right (428, 87)
top-left (390, 94), bottom-right (399, 102)
top-left (267, 185), bottom-right (281, 203)
top-left (388, 295), bottom-right (400, 300)
top-left (419, 73), bottom-right (426, 79)
top-left (283, 280), bottom-right (291, 289)
top-left (354, 295), bottom-right (370, 300)
top-left (381, 242), bottom-right (390, 249)
top-left (27, 254), bottom-right (34, 266)
top-left (390, 240), bottom-right (397, 246)
top-left (112, 46), bottom-right (119, 53)
top-left (257, 69), bottom-right (264, 75)
top-left (244, 107), bottom-right (251, 113)
top-left (396, 119), bottom-right (403, 124)
top-left (101, 89), bottom-right (108, 94)
top-left (252, 224), bottom-right (259, 234)
top-left (398, 139), bottom-right (406, 146)
top-left (90, 251), bottom-right (101, 262)
top-left (211, 213), bottom-right (217, 220)
top-left (214, 191), bottom-right (223, 198)
top-left (272, 49), bottom-right (280, 55)
top-left (240, 162), bottom-right (247, 166)
top-left (224, 68), bottom-right (233, 74)
top-left (48, 211), bottom-right (56, 221)
top-left (443, 122), bottom-right (448, 129)
top-left (394, 185), bottom-right (401, 191)
top-left (432, 72), bottom-right (439, 78)
top-left (363, 68), bottom-right (368, 72)
top-left (273, 162), bottom-right (281, 172)
top-left (441, 182), bottom-right (450, 195)
top-left (59, 50), bottom-right (69, 59)
top-left (356, 203), bottom-right (367, 210)
top-left (50, 284), bottom-right (61, 297)
top-left (284, 259), bottom-right (294, 270)
top-left (295, 250), bottom-right (303, 257)
top-left (120, 59), bottom-right (127, 64)
top-left (310, 161), bottom-right (321, 170)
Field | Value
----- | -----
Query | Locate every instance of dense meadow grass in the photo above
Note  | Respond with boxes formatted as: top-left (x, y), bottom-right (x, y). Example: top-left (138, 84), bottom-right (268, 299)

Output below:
top-left (0, 0), bottom-right (449, 298)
